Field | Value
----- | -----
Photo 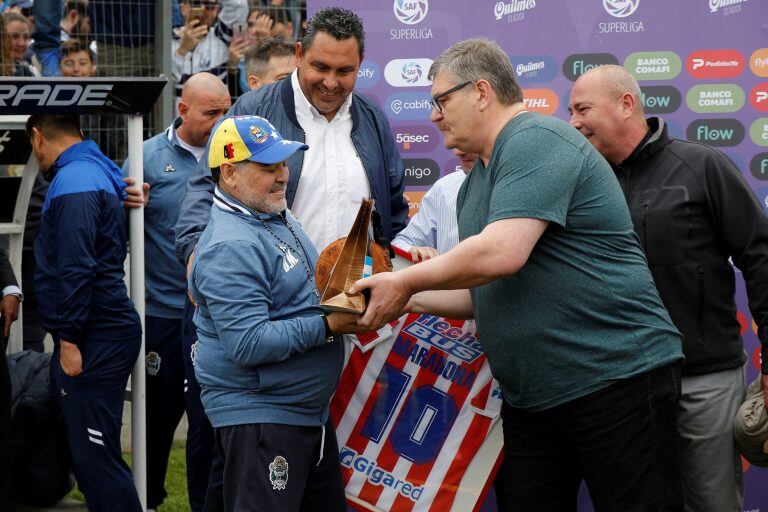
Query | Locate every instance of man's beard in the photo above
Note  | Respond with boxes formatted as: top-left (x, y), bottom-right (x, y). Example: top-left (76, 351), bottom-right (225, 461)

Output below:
top-left (246, 187), bottom-right (287, 214)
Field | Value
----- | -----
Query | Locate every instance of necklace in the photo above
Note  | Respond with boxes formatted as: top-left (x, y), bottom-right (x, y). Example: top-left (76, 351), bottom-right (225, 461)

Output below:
top-left (255, 211), bottom-right (320, 298)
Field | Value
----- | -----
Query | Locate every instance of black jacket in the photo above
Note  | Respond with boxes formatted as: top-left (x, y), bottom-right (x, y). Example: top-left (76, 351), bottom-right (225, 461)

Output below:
top-left (614, 117), bottom-right (768, 375)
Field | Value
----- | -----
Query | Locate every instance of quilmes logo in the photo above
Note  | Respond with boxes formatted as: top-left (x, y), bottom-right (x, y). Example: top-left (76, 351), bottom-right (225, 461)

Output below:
top-left (751, 83), bottom-right (768, 112)
top-left (393, 0), bottom-right (428, 25)
top-left (403, 158), bottom-right (440, 187)
top-left (686, 84), bottom-right (745, 113)
top-left (750, 153), bottom-right (768, 180)
top-left (387, 92), bottom-right (432, 120)
top-left (392, 125), bottom-right (439, 152)
top-left (356, 60), bottom-right (381, 89)
top-left (751, 118), bottom-right (768, 147)
top-left (709, 0), bottom-right (747, 14)
top-left (0, 83), bottom-right (113, 107)
top-left (510, 54), bottom-right (557, 84)
top-left (562, 53), bottom-right (619, 81)
top-left (339, 447), bottom-right (424, 501)
top-left (624, 51), bottom-right (682, 80)
top-left (494, 0), bottom-right (537, 22)
top-left (639, 85), bottom-right (682, 114)
top-left (603, 0), bottom-right (639, 17)
top-left (385, 59), bottom-right (433, 87)
top-left (687, 49), bottom-right (745, 79)
top-left (750, 49), bottom-right (768, 78)
top-left (686, 119), bottom-right (744, 147)
top-left (522, 88), bottom-right (558, 115)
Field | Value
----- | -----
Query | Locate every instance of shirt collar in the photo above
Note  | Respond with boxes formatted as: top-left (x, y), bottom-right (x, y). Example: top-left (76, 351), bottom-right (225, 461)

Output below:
top-left (213, 186), bottom-right (285, 220)
top-left (291, 69), bottom-right (353, 121)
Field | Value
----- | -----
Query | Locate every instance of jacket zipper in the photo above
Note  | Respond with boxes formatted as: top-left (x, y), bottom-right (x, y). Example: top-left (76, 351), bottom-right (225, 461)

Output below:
top-left (697, 267), bottom-right (706, 337)
top-left (642, 202), bottom-right (650, 255)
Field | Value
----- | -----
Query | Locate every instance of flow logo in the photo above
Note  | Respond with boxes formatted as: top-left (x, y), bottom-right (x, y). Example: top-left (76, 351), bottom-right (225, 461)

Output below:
top-left (639, 86), bottom-right (681, 114)
top-left (385, 59), bottom-right (433, 87)
top-left (687, 119), bottom-right (744, 146)
top-left (603, 0), bottom-right (640, 18)
top-left (562, 53), bottom-right (619, 81)
top-left (750, 153), bottom-right (768, 180)
top-left (393, 0), bottom-right (428, 25)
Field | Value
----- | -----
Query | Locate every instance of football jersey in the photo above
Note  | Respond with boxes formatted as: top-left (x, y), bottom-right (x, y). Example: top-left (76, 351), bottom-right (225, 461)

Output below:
top-left (331, 313), bottom-right (503, 512)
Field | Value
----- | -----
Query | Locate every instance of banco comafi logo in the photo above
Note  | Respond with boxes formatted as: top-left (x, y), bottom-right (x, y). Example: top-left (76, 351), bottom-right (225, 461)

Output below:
top-left (603, 0), bottom-right (639, 17)
top-left (401, 62), bottom-right (423, 84)
top-left (394, 0), bottom-right (428, 25)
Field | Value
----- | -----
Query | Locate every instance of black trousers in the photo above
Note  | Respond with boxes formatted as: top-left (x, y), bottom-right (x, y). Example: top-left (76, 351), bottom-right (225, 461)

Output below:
top-left (0, 335), bottom-right (10, 510)
top-left (500, 364), bottom-right (683, 512)
top-left (216, 421), bottom-right (346, 512)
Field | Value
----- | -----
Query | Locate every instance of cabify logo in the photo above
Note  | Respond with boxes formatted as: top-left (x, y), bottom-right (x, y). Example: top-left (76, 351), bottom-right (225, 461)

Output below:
top-left (685, 84), bottom-right (745, 113)
top-left (624, 51), bottom-right (681, 80)
top-left (639, 85), bottom-right (681, 114)
top-left (686, 118), bottom-right (744, 146)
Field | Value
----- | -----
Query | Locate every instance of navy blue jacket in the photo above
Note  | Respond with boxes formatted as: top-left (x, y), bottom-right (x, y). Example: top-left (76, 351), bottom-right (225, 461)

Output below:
top-left (175, 77), bottom-right (409, 264)
top-left (35, 141), bottom-right (141, 345)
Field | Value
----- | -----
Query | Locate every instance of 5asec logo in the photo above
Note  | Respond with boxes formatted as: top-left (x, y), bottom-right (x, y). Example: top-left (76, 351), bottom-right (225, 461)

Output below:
top-left (394, 0), bottom-right (428, 25)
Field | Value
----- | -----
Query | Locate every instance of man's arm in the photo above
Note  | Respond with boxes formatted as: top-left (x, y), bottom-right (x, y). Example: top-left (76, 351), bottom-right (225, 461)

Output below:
top-left (407, 289), bottom-right (474, 319)
top-left (704, 150), bottom-right (768, 403)
top-left (392, 181), bottom-right (440, 259)
top-left (0, 246), bottom-right (21, 338)
top-left (352, 217), bottom-right (548, 328)
top-left (175, 156), bottom-right (214, 266)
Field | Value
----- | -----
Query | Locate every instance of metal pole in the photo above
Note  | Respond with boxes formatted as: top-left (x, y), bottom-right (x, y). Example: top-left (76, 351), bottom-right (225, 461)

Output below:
top-left (155, 0), bottom-right (174, 130)
top-left (127, 114), bottom-right (147, 510)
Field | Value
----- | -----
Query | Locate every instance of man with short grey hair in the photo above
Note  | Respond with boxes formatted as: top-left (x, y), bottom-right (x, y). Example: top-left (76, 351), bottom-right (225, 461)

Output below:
top-left (569, 64), bottom-right (768, 512)
top-left (351, 38), bottom-right (685, 511)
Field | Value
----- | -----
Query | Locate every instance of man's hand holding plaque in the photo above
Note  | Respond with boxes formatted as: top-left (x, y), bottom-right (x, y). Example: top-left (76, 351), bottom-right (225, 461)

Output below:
top-left (314, 199), bottom-right (393, 313)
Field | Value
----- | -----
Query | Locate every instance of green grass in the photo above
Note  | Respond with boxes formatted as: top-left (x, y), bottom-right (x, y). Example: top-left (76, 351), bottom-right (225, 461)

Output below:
top-left (68, 440), bottom-right (189, 511)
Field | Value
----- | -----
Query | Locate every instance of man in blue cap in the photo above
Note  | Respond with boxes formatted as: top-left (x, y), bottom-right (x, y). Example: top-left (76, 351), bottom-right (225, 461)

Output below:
top-left (189, 115), bottom-right (367, 512)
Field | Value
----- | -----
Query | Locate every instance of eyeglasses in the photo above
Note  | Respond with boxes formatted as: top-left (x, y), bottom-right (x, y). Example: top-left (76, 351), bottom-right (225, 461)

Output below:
top-left (429, 81), bottom-right (472, 113)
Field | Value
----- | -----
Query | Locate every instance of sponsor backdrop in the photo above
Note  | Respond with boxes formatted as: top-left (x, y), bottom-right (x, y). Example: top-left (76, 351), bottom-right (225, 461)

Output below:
top-left (308, 0), bottom-right (768, 510)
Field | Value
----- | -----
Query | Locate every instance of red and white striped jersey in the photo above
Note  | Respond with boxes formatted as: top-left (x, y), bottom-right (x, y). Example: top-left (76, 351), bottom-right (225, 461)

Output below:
top-left (331, 313), bottom-right (503, 512)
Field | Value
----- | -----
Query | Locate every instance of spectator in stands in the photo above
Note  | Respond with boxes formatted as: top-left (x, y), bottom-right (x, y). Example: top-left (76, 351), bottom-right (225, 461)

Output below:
top-left (60, 0), bottom-right (91, 43)
top-left (173, 0), bottom-right (248, 98)
top-left (247, 5), bottom-right (293, 41)
top-left (28, 114), bottom-right (142, 512)
top-left (392, 149), bottom-right (477, 262)
top-left (127, 72), bottom-right (231, 512)
top-left (88, 0), bottom-right (155, 77)
top-left (0, 246), bottom-right (22, 510)
top-left (59, 39), bottom-right (95, 77)
top-left (3, 12), bottom-right (39, 76)
top-left (239, 36), bottom-right (295, 93)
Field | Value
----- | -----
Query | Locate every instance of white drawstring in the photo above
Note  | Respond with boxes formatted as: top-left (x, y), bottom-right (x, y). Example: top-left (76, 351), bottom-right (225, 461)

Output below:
top-left (317, 423), bottom-right (326, 466)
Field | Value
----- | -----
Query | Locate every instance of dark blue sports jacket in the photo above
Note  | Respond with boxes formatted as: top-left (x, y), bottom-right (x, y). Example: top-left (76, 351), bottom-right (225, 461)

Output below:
top-left (34, 141), bottom-right (141, 345)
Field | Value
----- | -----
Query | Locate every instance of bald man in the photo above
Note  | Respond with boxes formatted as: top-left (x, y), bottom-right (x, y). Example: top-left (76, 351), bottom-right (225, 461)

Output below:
top-left (569, 65), bottom-right (768, 512)
top-left (124, 72), bottom-right (231, 511)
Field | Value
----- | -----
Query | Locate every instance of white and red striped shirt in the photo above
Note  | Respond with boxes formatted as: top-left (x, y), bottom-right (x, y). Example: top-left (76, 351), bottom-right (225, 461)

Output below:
top-left (331, 313), bottom-right (503, 512)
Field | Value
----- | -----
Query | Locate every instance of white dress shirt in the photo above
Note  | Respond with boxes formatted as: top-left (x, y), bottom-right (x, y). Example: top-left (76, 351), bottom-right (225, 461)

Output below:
top-left (289, 71), bottom-right (371, 251)
top-left (392, 170), bottom-right (467, 255)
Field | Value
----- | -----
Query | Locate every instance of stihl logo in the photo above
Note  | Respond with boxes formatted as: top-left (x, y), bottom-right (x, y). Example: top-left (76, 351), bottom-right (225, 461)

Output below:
top-left (0, 84), bottom-right (113, 107)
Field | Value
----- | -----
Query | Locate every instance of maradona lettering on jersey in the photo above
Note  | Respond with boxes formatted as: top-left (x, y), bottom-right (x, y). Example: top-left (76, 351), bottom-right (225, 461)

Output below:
top-left (339, 447), bottom-right (424, 501)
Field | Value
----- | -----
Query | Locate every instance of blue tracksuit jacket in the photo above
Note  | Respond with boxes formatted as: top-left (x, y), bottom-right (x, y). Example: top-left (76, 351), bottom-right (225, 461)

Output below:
top-left (35, 140), bottom-right (141, 345)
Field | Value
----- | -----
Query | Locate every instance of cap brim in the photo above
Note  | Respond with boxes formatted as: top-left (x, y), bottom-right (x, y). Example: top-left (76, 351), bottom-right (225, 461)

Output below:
top-left (246, 140), bottom-right (309, 165)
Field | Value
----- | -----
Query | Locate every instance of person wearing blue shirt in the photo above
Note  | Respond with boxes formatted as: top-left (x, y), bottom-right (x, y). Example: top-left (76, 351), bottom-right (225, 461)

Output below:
top-left (29, 114), bottom-right (142, 512)
top-left (190, 115), bottom-right (366, 511)
top-left (125, 72), bottom-right (231, 512)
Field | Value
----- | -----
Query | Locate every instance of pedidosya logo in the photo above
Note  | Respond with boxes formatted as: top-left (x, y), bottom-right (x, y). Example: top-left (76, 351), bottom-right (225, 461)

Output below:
top-left (393, 0), bottom-right (428, 25)
top-left (386, 92), bottom-right (432, 120)
top-left (686, 49), bottom-right (745, 79)
top-left (603, 0), bottom-right (639, 18)
top-left (562, 53), bottom-right (619, 81)
top-left (403, 158), bottom-right (440, 187)
top-left (686, 118), bottom-right (744, 147)
top-left (639, 85), bottom-right (681, 114)
top-left (750, 83), bottom-right (768, 112)
top-left (385, 59), bottom-right (433, 87)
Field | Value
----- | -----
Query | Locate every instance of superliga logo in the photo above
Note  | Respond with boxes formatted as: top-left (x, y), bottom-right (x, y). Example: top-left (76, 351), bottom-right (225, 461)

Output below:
top-left (393, 0), bottom-right (428, 25)
top-left (603, 0), bottom-right (639, 17)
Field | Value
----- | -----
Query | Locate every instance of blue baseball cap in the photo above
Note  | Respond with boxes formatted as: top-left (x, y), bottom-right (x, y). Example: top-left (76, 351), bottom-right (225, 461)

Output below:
top-left (208, 115), bottom-right (308, 168)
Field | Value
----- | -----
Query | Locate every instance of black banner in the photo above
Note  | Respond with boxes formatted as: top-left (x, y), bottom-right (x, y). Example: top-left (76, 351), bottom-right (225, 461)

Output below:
top-left (0, 129), bottom-right (31, 165)
top-left (0, 76), bottom-right (168, 115)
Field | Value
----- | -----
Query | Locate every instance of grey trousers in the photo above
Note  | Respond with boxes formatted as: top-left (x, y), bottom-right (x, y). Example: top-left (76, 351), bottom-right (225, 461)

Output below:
top-left (678, 366), bottom-right (745, 512)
